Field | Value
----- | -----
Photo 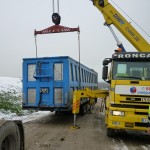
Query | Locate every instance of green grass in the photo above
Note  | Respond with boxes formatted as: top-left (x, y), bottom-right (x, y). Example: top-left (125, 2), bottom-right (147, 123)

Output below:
top-left (0, 89), bottom-right (33, 115)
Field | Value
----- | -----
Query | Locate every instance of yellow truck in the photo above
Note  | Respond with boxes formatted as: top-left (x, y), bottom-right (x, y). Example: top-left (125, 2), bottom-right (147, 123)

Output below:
top-left (103, 52), bottom-right (150, 136)
top-left (93, 0), bottom-right (150, 136)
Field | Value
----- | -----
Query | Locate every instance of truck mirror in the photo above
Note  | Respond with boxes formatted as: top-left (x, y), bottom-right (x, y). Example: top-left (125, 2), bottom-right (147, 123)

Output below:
top-left (103, 59), bottom-right (109, 65)
top-left (102, 66), bottom-right (108, 80)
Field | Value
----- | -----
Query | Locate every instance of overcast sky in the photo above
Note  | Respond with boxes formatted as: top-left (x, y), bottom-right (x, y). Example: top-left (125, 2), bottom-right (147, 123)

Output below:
top-left (0, 0), bottom-right (150, 81)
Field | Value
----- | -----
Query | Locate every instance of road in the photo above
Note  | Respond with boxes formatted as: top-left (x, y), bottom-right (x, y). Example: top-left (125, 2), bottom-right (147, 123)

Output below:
top-left (24, 100), bottom-right (150, 150)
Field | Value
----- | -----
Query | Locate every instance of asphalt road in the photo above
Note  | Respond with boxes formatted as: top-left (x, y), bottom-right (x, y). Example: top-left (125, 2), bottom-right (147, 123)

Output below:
top-left (24, 100), bottom-right (150, 150)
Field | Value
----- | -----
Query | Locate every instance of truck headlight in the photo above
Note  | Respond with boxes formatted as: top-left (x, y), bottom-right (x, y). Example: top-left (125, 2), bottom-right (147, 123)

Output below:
top-left (110, 110), bottom-right (125, 116)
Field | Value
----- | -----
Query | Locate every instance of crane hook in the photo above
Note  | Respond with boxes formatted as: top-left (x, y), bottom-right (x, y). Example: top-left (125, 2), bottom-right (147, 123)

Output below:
top-left (52, 13), bottom-right (61, 25)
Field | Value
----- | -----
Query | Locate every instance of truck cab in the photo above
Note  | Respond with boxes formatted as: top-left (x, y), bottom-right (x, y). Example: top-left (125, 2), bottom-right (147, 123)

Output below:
top-left (103, 52), bottom-right (150, 136)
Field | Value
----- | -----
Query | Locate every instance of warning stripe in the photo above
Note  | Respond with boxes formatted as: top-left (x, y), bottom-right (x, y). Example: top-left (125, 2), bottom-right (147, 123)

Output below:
top-left (72, 100), bottom-right (80, 111)
top-left (72, 103), bottom-right (80, 111)
top-left (73, 100), bottom-right (80, 106)
top-left (72, 105), bottom-right (80, 111)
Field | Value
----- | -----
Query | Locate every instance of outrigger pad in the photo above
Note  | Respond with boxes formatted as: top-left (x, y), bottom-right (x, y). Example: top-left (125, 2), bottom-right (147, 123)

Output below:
top-left (70, 125), bottom-right (80, 130)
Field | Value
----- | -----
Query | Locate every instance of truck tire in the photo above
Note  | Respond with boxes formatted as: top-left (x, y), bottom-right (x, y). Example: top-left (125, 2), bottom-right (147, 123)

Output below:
top-left (107, 128), bottom-right (116, 137)
top-left (0, 121), bottom-right (20, 150)
top-left (80, 105), bottom-right (87, 115)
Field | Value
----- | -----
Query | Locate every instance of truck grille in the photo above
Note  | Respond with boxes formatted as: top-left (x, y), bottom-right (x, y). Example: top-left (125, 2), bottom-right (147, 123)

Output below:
top-left (135, 122), bottom-right (148, 127)
top-left (135, 112), bottom-right (148, 115)
top-left (111, 104), bottom-right (148, 109)
top-left (116, 94), bottom-right (150, 106)
top-left (120, 101), bottom-right (150, 104)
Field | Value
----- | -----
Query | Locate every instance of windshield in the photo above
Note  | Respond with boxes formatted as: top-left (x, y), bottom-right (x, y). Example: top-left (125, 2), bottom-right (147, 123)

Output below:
top-left (112, 61), bottom-right (150, 80)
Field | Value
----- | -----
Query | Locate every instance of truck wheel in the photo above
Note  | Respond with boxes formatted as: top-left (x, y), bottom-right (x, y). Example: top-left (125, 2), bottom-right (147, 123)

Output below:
top-left (107, 128), bottom-right (116, 137)
top-left (80, 105), bottom-right (87, 115)
top-left (0, 121), bottom-right (20, 150)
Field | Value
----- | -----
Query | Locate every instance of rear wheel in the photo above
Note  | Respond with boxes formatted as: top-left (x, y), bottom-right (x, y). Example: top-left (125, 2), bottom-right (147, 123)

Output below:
top-left (80, 105), bottom-right (87, 115)
top-left (107, 128), bottom-right (116, 137)
top-left (0, 121), bottom-right (20, 150)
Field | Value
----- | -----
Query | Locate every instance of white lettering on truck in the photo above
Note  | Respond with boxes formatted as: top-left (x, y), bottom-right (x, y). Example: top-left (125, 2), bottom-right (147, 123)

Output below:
top-left (117, 53), bottom-right (150, 59)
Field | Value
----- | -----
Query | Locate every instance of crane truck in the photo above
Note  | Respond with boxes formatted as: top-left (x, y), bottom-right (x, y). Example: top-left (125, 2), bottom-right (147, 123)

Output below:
top-left (0, 1), bottom-right (150, 149)
top-left (92, 0), bottom-right (150, 136)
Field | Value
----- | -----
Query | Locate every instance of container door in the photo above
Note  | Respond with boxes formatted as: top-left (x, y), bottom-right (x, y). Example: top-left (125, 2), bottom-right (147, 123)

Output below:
top-left (25, 61), bottom-right (53, 107)
top-left (35, 61), bottom-right (52, 107)
top-left (54, 63), bottom-right (63, 106)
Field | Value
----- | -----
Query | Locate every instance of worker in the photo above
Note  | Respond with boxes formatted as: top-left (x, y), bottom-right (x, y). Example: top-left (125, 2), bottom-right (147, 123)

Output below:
top-left (114, 47), bottom-right (122, 53)
top-left (148, 105), bottom-right (150, 135)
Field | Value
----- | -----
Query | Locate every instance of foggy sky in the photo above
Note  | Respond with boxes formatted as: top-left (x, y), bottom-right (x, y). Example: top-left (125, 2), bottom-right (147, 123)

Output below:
top-left (0, 0), bottom-right (150, 81)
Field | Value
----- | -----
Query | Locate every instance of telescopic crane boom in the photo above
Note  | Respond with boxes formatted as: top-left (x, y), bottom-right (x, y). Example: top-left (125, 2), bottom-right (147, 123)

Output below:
top-left (92, 0), bottom-right (150, 52)
top-left (99, 0), bottom-right (150, 136)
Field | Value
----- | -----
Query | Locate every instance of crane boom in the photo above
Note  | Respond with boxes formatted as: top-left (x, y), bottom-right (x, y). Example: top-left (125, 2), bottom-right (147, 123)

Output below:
top-left (93, 0), bottom-right (150, 52)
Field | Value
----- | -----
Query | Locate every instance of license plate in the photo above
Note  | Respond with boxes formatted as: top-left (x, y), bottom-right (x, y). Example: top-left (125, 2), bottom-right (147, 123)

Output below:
top-left (142, 118), bottom-right (148, 123)
top-left (112, 121), bottom-right (120, 125)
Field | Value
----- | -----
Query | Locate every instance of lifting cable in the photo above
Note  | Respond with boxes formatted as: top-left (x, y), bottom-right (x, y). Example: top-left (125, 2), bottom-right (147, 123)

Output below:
top-left (34, 35), bottom-right (38, 58)
top-left (52, 0), bottom-right (60, 14)
top-left (78, 32), bottom-right (81, 88)
top-left (34, 0), bottom-right (81, 81)
top-left (34, 26), bottom-right (80, 58)
top-left (34, 0), bottom-right (61, 57)
top-left (110, 0), bottom-right (150, 39)
top-left (52, 0), bottom-right (61, 25)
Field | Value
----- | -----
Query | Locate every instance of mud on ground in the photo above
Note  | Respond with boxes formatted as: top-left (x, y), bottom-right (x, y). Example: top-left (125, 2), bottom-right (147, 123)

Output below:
top-left (24, 100), bottom-right (150, 150)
